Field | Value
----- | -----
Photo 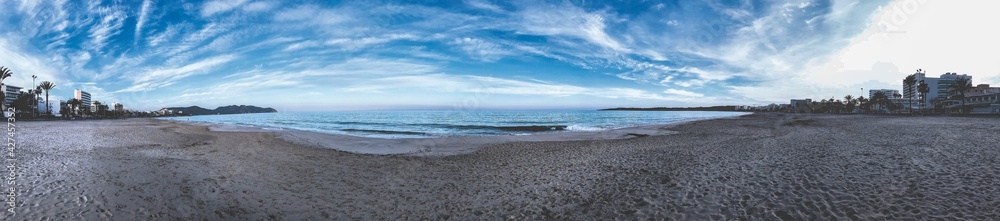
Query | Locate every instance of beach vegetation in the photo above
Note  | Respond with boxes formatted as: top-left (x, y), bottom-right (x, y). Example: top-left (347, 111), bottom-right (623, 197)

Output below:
top-left (67, 98), bottom-right (82, 117)
top-left (949, 76), bottom-right (972, 114)
top-left (856, 96), bottom-right (868, 113)
top-left (33, 86), bottom-right (42, 117)
top-left (904, 74), bottom-right (916, 114)
top-left (12, 92), bottom-right (35, 117)
top-left (0, 66), bottom-right (11, 117)
top-left (870, 92), bottom-right (888, 114)
top-left (917, 80), bottom-right (930, 114)
top-left (843, 95), bottom-right (856, 113)
top-left (39, 81), bottom-right (55, 115)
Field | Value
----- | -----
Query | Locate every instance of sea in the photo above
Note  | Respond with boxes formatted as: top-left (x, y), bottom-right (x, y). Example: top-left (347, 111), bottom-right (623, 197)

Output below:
top-left (161, 110), bottom-right (749, 138)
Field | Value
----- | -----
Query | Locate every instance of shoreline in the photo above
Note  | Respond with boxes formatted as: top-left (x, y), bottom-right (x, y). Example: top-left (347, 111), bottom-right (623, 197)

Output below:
top-left (155, 113), bottom-right (751, 156)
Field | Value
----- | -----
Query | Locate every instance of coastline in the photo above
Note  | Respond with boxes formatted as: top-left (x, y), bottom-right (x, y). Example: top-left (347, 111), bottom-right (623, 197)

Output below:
top-left (10, 112), bottom-right (1000, 219)
top-left (156, 113), bottom-right (749, 156)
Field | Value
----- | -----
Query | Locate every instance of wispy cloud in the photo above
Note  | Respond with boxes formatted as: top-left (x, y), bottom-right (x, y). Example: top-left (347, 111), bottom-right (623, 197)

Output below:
top-left (134, 0), bottom-right (153, 44)
top-left (663, 89), bottom-right (704, 97)
top-left (323, 33), bottom-right (421, 51)
top-left (516, 2), bottom-right (627, 52)
top-left (450, 37), bottom-right (513, 62)
top-left (146, 24), bottom-right (180, 47)
top-left (87, 6), bottom-right (128, 52)
top-left (201, 0), bottom-right (249, 17)
top-left (465, 0), bottom-right (506, 13)
top-left (242, 1), bottom-right (278, 12)
top-left (273, 4), bottom-right (351, 25)
top-left (118, 54), bottom-right (237, 92)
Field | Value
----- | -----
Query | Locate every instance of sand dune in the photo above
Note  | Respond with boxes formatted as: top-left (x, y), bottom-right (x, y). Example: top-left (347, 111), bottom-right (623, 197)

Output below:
top-left (5, 113), bottom-right (1000, 219)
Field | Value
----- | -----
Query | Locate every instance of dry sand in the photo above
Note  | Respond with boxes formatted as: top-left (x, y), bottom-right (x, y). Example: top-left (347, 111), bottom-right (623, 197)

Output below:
top-left (4, 113), bottom-right (1000, 220)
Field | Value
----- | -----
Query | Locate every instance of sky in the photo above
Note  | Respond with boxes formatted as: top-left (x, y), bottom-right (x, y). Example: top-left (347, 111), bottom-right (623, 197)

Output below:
top-left (1, 0), bottom-right (998, 111)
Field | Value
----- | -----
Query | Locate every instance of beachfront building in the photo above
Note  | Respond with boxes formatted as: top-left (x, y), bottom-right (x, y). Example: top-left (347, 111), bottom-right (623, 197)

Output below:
top-left (869, 89), bottom-right (899, 99)
top-left (937, 73), bottom-right (972, 101)
top-left (905, 70), bottom-right (938, 111)
top-left (789, 99), bottom-right (812, 112)
top-left (736, 104), bottom-right (788, 112)
top-left (113, 102), bottom-right (123, 112)
top-left (931, 73), bottom-right (974, 113)
top-left (790, 99), bottom-right (811, 107)
top-left (156, 108), bottom-right (174, 116)
top-left (904, 71), bottom-right (974, 111)
top-left (961, 84), bottom-right (1000, 114)
top-left (2, 84), bottom-right (23, 108)
top-left (868, 89), bottom-right (904, 113)
top-left (904, 70), bottom-right (922, 100)
top-left (75, 89), bottom-right (91, 111)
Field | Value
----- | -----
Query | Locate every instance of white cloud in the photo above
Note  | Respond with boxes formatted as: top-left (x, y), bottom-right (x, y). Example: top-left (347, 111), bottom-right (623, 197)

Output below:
top-left (516, 3), bottom-right (628, 52)
top-left (155, 23), bottom-right (230, 63)
top-left (663, 89), bottom-right (704, 97)
top-left (323, 34), bottom-right (421, 51)
top-left (201, 0), bottom-right (249, 17)
top-left (134, 0), bottom-right (153, 44)
top-left (0, 38), bottom-right (63, 87)
top-left (87, 7), bottom-right (127, 51)
top-left (450, 37), bottom-right (513, 62)
top-left (242, 1), bottom-right (277, 12)
top-left (274, 4), bottom-right (351, 25)
top-left (118, 54), bottom-right (237, 92)
top-left (147, 24), bottom-right (180, 47)
top-left (465, 0), bottom-right (505, 13)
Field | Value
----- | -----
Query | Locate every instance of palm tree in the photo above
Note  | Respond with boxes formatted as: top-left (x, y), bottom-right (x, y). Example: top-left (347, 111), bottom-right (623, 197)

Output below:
top-left (0, 66), bottom-right (12, 117)
top-left (843, 95), bottom-right (854, 113)
top-left (26, 89), bottom-right (34, 117)
top-left (857, 96), bottom-right (868, 113)
top-left (38, 81), bottom-right (55, 115)
top-left (33, 86), bottom-right (42, 117)
top-left (917, 80), bottom-right (930, 114)
top-left (950, 76), bottom-right (972, 114)
top-left (67, 98), bottom-right (81, 117)
top-left (871, 91), bottom-right (888, 114)
top-left (904, 74), bottom-right (916, 113)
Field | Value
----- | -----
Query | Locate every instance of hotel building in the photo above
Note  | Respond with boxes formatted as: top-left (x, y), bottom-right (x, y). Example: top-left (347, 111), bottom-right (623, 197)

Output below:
top-left (903, 71), bottom-right (972, 109)
top-left (1, 84), bottom-right (22, 108)
top-left (937, 73), bottom-right (972, 101)
top-left (869, 89), bottom-right (899, 98)
top-left (75, 89), bottom-right (91, 110)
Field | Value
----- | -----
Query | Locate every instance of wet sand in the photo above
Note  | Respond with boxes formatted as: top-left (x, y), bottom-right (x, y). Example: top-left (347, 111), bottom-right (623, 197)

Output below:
top-left (5, 113), bottom-right (1000, 219)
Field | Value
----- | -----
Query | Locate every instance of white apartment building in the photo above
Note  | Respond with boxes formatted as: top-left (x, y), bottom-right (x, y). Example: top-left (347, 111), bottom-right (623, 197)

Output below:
top-left (869, 89), bottom-right (899, 98)
top-left (903, 71), bottom-right (972, 109)
top-left (1, 84), bottom-right (22, 108)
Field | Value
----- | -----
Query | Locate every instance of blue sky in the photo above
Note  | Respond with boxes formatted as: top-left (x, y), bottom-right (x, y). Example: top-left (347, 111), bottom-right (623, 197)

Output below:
top-left (1, 0), bottom-right (997, 111)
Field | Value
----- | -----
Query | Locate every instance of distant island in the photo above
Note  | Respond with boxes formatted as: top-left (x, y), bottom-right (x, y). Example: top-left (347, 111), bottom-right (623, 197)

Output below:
top-left (600, 106), bottom-right (740, 111)
top-left (163, 105), bottom-right (278, 116)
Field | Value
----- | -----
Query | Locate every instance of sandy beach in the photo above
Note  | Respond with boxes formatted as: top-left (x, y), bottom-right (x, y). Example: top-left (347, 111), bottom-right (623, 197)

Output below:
top-left (5, 113), bottom-right (1000, 220)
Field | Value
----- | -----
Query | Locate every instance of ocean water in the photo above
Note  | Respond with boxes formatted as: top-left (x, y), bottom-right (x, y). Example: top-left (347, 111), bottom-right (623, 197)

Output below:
top-left (161, 110), bottom-right (749, 138)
